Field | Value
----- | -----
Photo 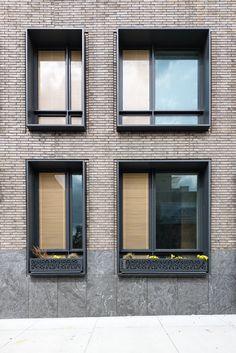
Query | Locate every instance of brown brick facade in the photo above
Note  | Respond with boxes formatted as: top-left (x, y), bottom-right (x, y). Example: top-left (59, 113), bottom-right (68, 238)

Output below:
top-left (0, 0), bottom-right (235, 252)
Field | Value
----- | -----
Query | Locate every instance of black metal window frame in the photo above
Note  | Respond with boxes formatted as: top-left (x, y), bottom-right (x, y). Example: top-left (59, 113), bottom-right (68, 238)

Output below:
top-left (26, 28), bottom-right (86, 131)
top-left (26, 160), bottom-right (86, 276)
top-left (117, 160), bottom-right (211, 276)
top-left (117, 28), bottom-right (211, 131)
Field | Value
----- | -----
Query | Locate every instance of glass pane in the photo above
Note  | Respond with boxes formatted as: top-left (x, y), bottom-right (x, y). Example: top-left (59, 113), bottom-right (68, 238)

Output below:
top-left (38, 51), bottom-right (66, 110)
top-left (38, 116), bottom-right (66, 125)
top-left (155, 53), bottom-right (198, 110)
top-left (71, 175), bottom-right (83, 249)
top-left (71, 116), bottom-right (82, 125)
top-left (122, 50), bottom-right (150, 110)
top-left (71, 51), bottom-right (82, 110)
top-left (39, 173), bottom-right (66, 249)
top-left (156, 174), bottom-right (198, 249)
top-left (155, 115), bottom-right (198, 125)
top-left (122, 173), bottom-right (149, 249)
top-left (122, 115), bottom-right (151, 125)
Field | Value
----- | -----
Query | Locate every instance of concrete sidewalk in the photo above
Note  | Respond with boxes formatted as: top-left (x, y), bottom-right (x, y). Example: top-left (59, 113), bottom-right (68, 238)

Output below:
top-left (0, 315), bottom-right (235, 353)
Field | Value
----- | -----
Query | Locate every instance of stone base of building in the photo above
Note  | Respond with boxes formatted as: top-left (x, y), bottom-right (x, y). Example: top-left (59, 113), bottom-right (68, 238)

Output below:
top-left (0, 250), bottom-right (235, 318)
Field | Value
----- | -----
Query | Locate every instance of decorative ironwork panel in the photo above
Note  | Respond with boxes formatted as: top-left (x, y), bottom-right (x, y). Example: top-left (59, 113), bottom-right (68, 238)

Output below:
top-left (30, 258), bottom-right (83, 274)
top-left (120, 258), bottom-right (208, 274)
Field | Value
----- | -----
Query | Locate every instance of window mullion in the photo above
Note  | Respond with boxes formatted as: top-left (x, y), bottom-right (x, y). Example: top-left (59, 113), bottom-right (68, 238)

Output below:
top-left (151, 46), bottom-right (155, 126)
top-left (151, 172), bottom-right (156, 252)
top-left (66, 48), bottom-right (70, 124)
top-left (66, 172), bottom-right (71, 251)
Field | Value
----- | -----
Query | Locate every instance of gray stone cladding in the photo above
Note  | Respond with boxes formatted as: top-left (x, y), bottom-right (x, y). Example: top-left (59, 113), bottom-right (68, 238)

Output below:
top-left (0, 0), bottom-right (235, 317)
top-left (0, 250), bottom-right (235, 318)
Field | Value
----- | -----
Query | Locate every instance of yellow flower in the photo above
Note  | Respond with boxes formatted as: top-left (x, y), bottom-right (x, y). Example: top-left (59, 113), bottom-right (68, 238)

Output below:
top-left (197, 254), bottom-right (208, 261)
top-left (170, 254), bottom-right (185, 260)
top-left (51, 255), bottom-right (65, 259)
top-left (147, 255), bottom-right (159, 259)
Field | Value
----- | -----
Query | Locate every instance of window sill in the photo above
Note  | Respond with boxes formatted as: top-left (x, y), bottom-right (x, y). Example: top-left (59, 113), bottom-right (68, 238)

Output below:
top-left (117, 124), bottom-right (210, 132)
top-left (29, 257), bottom-right (84, 276)
top-left (119, 258), bottom-right (208, 276)
top-left (27, 124), bottom-right (86, 132)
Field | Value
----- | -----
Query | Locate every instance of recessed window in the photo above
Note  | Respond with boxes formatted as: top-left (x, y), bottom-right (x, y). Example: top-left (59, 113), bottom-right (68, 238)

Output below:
top-left (118, 29), bottom-right (210, 131)
top-left (27, 161), bottom-right (86, 275)
top-left (118, 161), bottom-right (210, 275)
top-left (26, 29), bottom-right (85, 131)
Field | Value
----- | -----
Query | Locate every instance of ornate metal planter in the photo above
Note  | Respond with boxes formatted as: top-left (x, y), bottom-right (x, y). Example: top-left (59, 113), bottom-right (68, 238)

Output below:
top-left (120, 258), bottom-right (208, 275)
top-left (30, 257), bottom-right (83, 275)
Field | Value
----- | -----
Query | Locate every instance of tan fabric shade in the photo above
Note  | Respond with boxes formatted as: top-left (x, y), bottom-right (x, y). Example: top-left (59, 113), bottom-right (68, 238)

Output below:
top-left (38, 116), bottom-right (66, 125)
top-left (71, 51), bottom-right (82, 111)
top-left (38, 50), bottom-right (66, 110)
top-left (39, 173), bottom-right (66, 249)
top-left (122, 50), bottom-right (150, 111)
top-left (122, 173), bottom-right (149, 249)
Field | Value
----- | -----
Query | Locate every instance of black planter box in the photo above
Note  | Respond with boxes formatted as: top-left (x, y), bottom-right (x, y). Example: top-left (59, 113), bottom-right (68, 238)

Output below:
top-left (120, 258), bottom-right (208, 275)
top-left (30, 257), bottom-right (83, 275)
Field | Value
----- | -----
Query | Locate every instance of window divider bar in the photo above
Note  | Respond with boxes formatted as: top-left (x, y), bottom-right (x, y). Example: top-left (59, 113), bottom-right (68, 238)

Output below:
top-left (119, 110), bottom-right (152, 115)
top-left (119, 110), bottom-right (204, 115)
top-left (66, 48), bottom-right (70, 124)
top-left (34, 110), bottom-right (67, 115)
top-left (154, 110), bottom-right (204, 115)
top-left (120, 249), bottom-right (203, 254)
top-left (151, 46), bottom-right (155, 126)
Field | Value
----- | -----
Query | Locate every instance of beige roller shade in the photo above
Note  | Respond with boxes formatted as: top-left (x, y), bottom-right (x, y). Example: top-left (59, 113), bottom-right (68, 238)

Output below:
top-left (38, 50), bottom-right (66, 110)
top-left (122, 50), bottom-right (150, 110)
top-left (38, 116), bottom-right (66, 125)
top-left (39, 173), bottom-right (66, 249)
top-left (122, 173), bottom-right (149, 249)
top-left (122, 115), bottom-right (151, 125)
top-left (71, 51), bottom-right (82, 110)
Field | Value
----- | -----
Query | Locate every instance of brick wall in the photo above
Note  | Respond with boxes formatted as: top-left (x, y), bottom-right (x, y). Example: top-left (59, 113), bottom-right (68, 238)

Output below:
top-left (0, 0), bottom-right (235, 251)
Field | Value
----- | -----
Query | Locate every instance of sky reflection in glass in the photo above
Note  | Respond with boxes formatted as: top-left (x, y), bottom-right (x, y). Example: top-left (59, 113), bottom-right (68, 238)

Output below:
top-left (155, 54), bottom-right (198, 111)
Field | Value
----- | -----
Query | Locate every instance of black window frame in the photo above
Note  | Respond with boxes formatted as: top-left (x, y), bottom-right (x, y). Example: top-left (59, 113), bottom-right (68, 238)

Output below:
top-left (26, 28), bottom-right (86, 131)
top-left (26, 160), bottom-right (86, 276)
top-left (117, 28), bottom-right (211, 131)
top-left (117, 160), bottom-right (211, 276)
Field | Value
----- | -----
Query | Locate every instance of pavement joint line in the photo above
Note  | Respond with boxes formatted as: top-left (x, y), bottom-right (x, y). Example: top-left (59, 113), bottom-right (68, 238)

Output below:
top-left (0, 318), bottom-right (40, 351)
top-left (157, 316), bottom-right (180, 353)
top-left (83, 317), bottom-right (99, 353)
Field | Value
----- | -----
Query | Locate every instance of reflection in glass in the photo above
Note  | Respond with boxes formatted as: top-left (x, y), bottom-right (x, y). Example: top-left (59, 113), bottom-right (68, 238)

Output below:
top-left (122, 115), bottom-right (151, 125)
top-left (155, 53), bottom-right (198, 111)
top-left (156, 174), bottom-right (198, 249)
top-left (71, 51), bottom-right (82, 110)
top-left (71, 174), bottom-right (83, 249)
top-left (155, 115), bottom-right (198, 125)
top-left (122, 173), bottom-right (149, 249)
top-left (39, 173), bottom-right (66, 249)
top-left (122, 50), bottom-right (150, 110)
top-left (38, 116), bottom-right (66, 125)
top-left (38, 51), bottom-right (66, 110)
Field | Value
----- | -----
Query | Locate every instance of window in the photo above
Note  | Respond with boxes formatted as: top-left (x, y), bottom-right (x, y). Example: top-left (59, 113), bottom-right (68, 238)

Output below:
top-left (117, 29), bottom-right (210, 130)
top-left (26, 29), bottom-right (85, 131)
top-left (27, 160), bottom-right (86, 275)
top-left (118, 160), bottom-right (210, 275)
